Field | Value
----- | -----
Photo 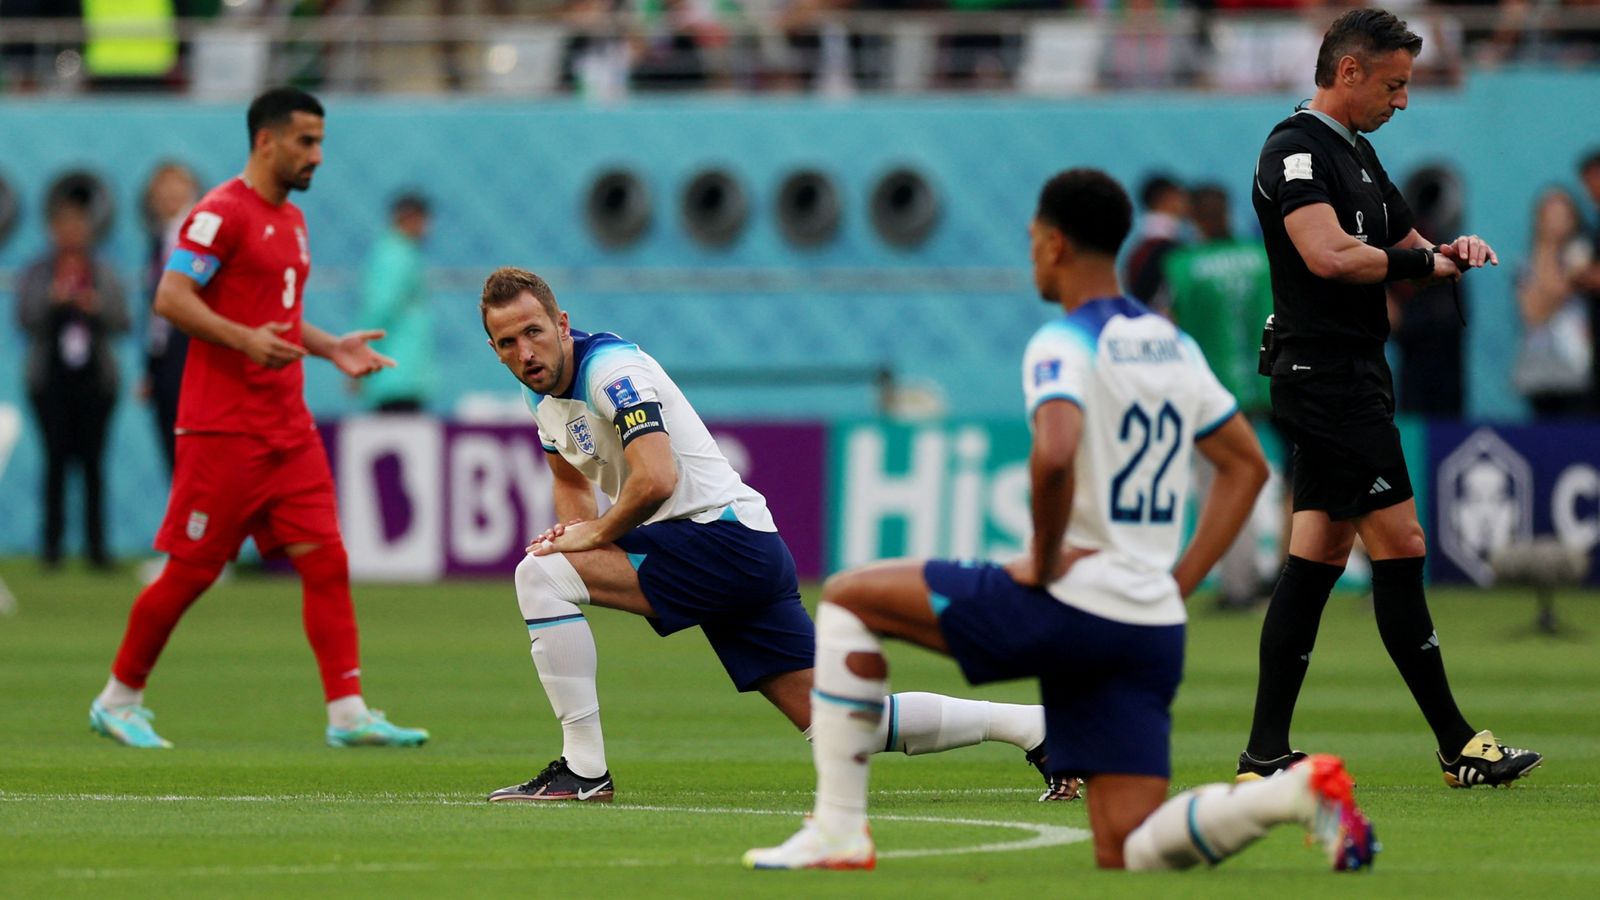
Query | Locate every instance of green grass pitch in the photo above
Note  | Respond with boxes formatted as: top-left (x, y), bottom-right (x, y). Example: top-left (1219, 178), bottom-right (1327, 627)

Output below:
top-left (2, 559), bottom-right (1597, 898)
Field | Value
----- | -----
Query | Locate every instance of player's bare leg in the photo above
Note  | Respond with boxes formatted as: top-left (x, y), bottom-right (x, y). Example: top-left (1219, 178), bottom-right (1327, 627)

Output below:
top-left (745, 562), bottom-right (1060, 871)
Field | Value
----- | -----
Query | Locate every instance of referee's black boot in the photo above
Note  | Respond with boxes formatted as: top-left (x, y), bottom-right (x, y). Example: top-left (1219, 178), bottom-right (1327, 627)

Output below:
top-left (1235, 749), bottom-right (1307, 783)
top-left (1438, 731), bottom-right (1542, 788)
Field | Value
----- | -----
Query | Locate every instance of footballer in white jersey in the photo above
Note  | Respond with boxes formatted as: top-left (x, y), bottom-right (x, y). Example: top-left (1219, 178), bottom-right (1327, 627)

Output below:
top-left (1020, 297), bottom-right (1238, 626)
top-left (521, 329), bottom-right (775, 533)
top-left (745, 170), bottom-right (1314, 876)
top-left (477, 267), bottom-right (1067, 808)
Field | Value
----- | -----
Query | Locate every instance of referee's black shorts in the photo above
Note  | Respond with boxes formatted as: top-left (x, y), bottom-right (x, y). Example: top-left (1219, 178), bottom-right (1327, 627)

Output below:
top-left (1269, 353), bottom-right (1413, 521)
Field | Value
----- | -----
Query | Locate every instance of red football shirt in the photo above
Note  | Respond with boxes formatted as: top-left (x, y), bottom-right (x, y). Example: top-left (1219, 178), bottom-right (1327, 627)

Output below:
top-left (170, 178), bottom-right (314, 441)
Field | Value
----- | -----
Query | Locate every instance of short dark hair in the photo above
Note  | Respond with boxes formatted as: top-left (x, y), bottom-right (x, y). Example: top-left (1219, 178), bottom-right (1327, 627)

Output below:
top-left (481, 266), bottom-right (560, 336)
top-left (246, 87), bottom-right (324, 149)
top-left (1314, 8), bottom-right (1423, 89)
top-left (1138, 174), bottom-right (1182, 212)
top-left (392, 192), bottom-right (430, 217)
top-left (1188, 183), bottom-right (1231, 239)
top-left (1035, 169), bottom-right (1133, 258)
top-left (1580, 149), bottom-right (1600, 175)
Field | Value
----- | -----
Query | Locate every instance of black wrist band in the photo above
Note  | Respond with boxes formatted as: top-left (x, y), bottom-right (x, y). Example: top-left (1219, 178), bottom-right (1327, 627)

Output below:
top-left (1384, 246), bottom-right (1433, 281)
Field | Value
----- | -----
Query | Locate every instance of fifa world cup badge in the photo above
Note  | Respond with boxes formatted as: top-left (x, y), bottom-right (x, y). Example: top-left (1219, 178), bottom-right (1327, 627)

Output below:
top-left (186, 511), bottom-right (209, 541)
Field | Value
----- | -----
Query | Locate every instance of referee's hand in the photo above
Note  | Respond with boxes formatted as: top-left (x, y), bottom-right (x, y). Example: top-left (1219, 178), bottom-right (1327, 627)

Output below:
top-left (1438, 234), bottom-right (1498, 271)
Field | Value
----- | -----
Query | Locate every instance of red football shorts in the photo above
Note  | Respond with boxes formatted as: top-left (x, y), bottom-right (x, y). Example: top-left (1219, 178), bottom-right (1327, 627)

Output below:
top-left (155, 431), bottom-right (342, 565)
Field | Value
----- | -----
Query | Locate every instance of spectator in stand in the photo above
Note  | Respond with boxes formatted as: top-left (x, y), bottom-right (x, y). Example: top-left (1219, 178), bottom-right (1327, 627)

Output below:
top-left (1387, 168), bottom-right (1467, 416)
top-left (357, 192), bottom-right (434, 413)
top-left (1513, 187), bottom-right (1592, 418)
top-left (1574, 150), bottom-right (1600, 413)
top-left (1123, 173), bottom-right (1188, 310)
top-left (1100, 0), bottom-right (1203, 90)
top-left (14, 197), bottom-right (130, 570)
top-left (141, 161), bottom-right (200, 470)
top-left (1163, 183), bottom-right (1279, 610)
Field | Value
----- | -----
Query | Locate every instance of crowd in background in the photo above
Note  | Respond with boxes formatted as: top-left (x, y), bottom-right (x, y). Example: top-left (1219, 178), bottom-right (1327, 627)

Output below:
top-left (9, 164), bottom-right (433, 568)
top-left (2, 1), bottom-right (1598, 96)
top-left (1116, 154), bottom-right (1600, 423)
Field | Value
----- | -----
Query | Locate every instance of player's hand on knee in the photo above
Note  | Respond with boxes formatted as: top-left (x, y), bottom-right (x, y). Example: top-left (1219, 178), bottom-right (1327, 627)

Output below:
top-left (528, 519), bottom-right (603, 555)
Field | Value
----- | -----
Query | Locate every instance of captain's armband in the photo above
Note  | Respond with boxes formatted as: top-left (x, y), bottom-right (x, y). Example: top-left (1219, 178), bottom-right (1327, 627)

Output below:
top-left (613, 402), bottom-right (667, 447)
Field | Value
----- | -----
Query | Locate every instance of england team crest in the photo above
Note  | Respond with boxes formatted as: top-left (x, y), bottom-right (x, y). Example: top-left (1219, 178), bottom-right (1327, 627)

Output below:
top-left (567, 417), bottom-right (597, 456)
top-left (186, 511), bottom-right (209, 541)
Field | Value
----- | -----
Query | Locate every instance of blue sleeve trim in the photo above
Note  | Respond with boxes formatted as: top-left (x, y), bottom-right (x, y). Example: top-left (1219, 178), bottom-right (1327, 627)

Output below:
top-left (1186, 796), bottom-right (1223, 865)
top-left (1195, 404), bottom-right (1239, 440)
top-left (1029, 392), bottom-right (1084, 416)
top-left (165, 248), bottom-right (221, 287)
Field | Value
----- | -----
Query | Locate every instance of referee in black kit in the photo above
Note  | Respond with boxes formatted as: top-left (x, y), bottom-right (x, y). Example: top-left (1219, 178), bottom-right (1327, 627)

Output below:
top-left (1238, 8), bottom-right (1542, 789)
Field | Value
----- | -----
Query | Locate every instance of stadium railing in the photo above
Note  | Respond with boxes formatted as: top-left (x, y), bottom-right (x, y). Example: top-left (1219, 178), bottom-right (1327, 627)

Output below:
top-left (1, 7), bottom-right (1598, 98)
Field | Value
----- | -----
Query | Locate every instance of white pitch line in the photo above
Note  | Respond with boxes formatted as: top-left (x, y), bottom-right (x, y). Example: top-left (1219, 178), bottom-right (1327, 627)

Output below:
top-left (0, 792), bottom-right (1090, 879)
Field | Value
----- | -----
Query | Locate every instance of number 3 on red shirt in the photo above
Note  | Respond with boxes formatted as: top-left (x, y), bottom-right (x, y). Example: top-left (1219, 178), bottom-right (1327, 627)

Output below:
top-left (282, 267), bottom-right (297, 309)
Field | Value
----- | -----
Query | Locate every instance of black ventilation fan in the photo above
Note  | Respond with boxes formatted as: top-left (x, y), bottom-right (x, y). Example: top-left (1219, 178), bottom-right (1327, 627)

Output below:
top-left (681, 168), bottom-right (748, 249)
top-left (869, 166), bottom-right (939, 250)
top-left (775, 168), bottom-right (841, 249)
top-left (585, 168), bottom-right (652, 250)
top-left (0, 172), bottom-right (18, 249)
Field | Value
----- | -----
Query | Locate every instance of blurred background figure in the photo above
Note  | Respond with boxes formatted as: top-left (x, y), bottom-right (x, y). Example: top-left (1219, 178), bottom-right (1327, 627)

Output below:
top-left (140, 160), bottom-right (199, 470)
top-left (1123, 172), bottom-right (1188, 311)
top-left (1387, 166), bottom-right (1467, 416)
top-left (14, 197), bottom-right (129, 569)
top-left (1163, 182), bottom-right (1277, 611)
top-left (1574, 150), bottom-right (1600, 413)
top-left (357, 191), bottom-right (434, 413)
top-left (1514, 187), bottom-right (1593, 419)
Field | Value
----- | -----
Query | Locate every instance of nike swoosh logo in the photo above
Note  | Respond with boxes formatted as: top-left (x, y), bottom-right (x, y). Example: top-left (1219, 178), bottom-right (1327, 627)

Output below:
top-left (575, 783), bottom-right (610, 801)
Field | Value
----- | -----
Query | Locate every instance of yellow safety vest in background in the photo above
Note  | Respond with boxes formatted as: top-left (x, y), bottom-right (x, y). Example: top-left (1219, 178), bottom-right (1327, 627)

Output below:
top-left (84, 0), bottom-right (178, 79)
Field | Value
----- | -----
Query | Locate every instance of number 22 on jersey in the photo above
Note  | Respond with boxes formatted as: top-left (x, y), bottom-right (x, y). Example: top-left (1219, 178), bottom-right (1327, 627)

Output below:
top-left (1110, 401), bottom-right (1183, 524)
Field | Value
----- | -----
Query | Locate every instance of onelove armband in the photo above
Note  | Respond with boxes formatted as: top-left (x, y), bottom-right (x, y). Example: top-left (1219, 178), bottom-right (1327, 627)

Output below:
top-left (1383, 246), bottom-right (1434, 281)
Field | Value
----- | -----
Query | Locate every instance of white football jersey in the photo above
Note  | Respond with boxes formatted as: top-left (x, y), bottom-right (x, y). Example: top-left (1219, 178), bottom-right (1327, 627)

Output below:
top-left (1022, 297), bottom-right (1238, 625)
top-left (524, 329), bottom-right (776, 531)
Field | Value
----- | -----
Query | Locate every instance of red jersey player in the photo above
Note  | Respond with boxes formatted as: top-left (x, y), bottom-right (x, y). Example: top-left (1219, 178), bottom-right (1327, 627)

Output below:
top-left (89, 88), bottom-right (427, 749)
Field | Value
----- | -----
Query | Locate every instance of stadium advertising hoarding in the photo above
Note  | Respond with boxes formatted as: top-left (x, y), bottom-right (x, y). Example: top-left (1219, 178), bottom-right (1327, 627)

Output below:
top-left (327, 417), bottom-right (827, 581)
top-left (1428, 423), bottom-right (1600, 587)
top-left (828, 419), bottom-right (1035, 570)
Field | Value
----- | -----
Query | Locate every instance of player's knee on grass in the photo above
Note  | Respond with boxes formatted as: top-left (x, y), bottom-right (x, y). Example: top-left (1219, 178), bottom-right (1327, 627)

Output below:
top-left (1094, 834), bottom-right (1129, 870)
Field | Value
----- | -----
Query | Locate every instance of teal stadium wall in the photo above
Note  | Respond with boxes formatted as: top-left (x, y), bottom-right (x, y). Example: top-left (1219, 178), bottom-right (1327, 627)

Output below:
top-left (1, 70), bottom-right (1597, 557)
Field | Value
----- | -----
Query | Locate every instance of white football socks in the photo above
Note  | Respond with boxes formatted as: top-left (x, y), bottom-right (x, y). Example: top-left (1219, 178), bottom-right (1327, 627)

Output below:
top-left (515, 553), bottom-right (606, 779)
top-left (810, 603), bottom-right (888, 837)
top-left (96, 675), bottom-right (143, 710)
top-left (327, 694), bottom-right (371, 730)
top-left (885, 692), bottom-right (1045, 755)
top-left (1123, 766), bottom-right (1315, 871)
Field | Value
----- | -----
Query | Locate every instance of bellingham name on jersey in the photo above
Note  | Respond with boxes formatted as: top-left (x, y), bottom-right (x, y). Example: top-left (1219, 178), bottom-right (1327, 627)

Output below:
top-left (522, 330), bottom-right (775, 532)
top-left (1022, 296), bottom-right (1237, 627)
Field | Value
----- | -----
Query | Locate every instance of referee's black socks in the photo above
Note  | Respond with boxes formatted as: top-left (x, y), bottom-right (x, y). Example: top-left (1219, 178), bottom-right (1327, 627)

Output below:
top-left (1370, 556), bottom-right (1477, 754)
top-left (1246, 555), bottom-right (1343, 760)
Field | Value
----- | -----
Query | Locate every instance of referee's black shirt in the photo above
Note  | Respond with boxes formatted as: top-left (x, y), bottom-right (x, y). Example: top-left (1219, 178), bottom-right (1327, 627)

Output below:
top-left (1253, 110), bottom-right (1415, 359)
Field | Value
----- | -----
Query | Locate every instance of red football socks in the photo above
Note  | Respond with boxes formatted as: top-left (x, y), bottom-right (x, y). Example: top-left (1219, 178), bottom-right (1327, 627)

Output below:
top-left (110, 556), bottom-right (223, 689)
top-left (290, 542), bottom-right (363, 702)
